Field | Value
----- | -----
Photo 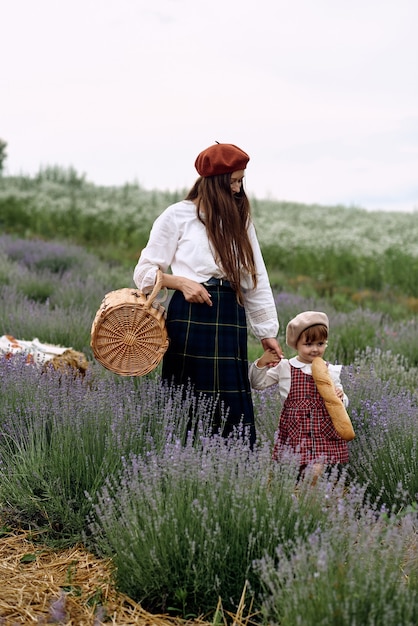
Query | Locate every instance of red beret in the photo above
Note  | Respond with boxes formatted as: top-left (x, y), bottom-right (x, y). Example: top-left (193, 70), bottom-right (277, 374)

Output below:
top-left (195, 143), bottom-right (250, 177)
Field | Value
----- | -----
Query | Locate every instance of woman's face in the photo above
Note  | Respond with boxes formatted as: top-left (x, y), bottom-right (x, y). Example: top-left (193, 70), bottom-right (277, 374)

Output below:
top-left (230, 169), bottom-right (245, 194)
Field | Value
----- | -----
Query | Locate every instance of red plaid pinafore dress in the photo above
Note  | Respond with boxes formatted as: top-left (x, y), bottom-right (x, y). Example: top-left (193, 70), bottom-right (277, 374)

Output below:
top-left (272, 364), bottom-right (349, 465)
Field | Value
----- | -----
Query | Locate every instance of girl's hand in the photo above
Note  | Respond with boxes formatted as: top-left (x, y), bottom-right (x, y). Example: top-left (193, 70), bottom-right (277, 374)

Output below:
top-left (335, 387), bottom-right (344, 401)
top-left (257, 348), bottom-right (281, 368)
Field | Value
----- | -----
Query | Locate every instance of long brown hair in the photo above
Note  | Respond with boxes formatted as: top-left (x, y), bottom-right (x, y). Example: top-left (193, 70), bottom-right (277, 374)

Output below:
top-left (186, 174), bottom-right (257, 304)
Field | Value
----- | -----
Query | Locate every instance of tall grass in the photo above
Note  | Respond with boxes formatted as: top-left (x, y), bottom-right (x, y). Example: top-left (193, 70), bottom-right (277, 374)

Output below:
top-left (0, 168), bottom-right (185, 265)
top-left (2, 168), bottom-right (418, 299)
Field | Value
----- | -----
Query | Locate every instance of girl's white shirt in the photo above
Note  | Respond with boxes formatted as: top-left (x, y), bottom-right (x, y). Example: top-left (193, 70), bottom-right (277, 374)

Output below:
top-left (249, 357), bottom-right (349, 407)
top-left (133, 200), bottom-right (279, 340)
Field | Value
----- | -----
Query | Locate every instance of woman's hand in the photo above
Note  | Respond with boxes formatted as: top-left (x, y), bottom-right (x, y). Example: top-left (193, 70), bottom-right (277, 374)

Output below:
top-left (182, 279), bottom-right (213, 306)
top-left (162, 274), bottom-right (213, 306)
top-left (260, 337), bottom-right (283, 362)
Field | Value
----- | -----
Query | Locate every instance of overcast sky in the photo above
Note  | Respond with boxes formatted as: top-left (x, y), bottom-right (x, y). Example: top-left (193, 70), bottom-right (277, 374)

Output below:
top-left (2, 0), bottom-right (418, 211)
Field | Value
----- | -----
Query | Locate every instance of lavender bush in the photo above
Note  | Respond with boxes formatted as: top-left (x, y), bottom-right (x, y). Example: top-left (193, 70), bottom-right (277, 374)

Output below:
top-left (341, 352), bottom-right (418, 508)
top-left (0, 232), bottom-right (417, 620)
top-left (255, 493), bottom-right (418, 625)
top-left (0, 235), bottom-right (132, 354)
top-left (87, 438), bottom-right (330, 616)
top-left (0, 356), bottom-right (218, 542)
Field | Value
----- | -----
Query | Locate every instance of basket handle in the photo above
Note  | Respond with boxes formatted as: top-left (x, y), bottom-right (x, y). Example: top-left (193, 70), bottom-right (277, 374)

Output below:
top-left (143, 269), bottom-right (164, 309)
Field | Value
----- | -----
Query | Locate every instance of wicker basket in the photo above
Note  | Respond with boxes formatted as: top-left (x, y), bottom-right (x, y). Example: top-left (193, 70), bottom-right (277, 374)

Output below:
top-left (91, 270), bottom-right (169, 376)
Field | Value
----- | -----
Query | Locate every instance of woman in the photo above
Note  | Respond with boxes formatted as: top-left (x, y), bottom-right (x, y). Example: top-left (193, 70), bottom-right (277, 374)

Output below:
top-left (133, 142), bottom-right (282, 446)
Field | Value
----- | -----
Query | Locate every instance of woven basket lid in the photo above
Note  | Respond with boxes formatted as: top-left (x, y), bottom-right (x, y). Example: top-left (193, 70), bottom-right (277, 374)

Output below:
top-left (91, 270), bottom-right (169, 376)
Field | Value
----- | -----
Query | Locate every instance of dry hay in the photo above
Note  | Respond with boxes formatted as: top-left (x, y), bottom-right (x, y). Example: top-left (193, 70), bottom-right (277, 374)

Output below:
top-left (0, 531), bottom-right (257, 626)
top-left (43, 349), bottom-right (90, 377)
top-left (0, 531), bottom-right (198, 625)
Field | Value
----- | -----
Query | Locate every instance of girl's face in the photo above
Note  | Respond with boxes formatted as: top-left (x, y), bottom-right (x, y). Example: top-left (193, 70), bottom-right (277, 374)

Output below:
top-left (230, 169), bottom-right (245, 194)
top-left (296, 333), bottom-right (328, 364)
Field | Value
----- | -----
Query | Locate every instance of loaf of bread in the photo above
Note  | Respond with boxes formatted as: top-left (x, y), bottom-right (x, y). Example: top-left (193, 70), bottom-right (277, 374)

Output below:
top-left (311, 357), bottom-right (355, 441)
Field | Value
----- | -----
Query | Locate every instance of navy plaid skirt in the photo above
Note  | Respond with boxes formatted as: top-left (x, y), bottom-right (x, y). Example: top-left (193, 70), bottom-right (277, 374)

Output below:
top-left (162, 282), bottom-right (255, 445)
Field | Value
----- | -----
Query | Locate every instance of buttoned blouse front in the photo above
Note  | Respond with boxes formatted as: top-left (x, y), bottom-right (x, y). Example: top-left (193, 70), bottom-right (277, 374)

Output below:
top-left (133, 200), bottom-right (279, 340)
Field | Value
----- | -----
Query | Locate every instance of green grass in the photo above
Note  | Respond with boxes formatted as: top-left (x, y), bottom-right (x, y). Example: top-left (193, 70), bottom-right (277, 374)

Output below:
top-left (2, 167), bottom-right (418, 301)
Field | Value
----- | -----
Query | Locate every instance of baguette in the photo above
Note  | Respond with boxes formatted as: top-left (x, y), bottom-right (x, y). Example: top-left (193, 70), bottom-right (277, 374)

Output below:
top-left (311, 357), bottom-right (355, 441)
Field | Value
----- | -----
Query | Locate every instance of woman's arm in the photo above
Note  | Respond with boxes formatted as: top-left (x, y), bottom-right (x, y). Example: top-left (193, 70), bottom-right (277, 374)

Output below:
top-left (242, 223), bottom-right (281, 344)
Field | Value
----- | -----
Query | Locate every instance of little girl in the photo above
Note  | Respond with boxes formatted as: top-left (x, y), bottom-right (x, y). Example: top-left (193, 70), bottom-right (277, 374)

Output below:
top-left (249, 311), bottom-right (349, 480)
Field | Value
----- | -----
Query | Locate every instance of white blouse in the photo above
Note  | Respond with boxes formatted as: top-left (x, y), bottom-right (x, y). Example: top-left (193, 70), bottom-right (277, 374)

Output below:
top-left (249, 357), bottom-right (349, 407)
top-left (133, 200), bottom-right (279, 340)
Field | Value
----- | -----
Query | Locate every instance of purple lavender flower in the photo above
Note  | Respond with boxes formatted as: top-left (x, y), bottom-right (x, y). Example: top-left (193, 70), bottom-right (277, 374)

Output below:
top-left (48, 591), bottom-right (67, 622)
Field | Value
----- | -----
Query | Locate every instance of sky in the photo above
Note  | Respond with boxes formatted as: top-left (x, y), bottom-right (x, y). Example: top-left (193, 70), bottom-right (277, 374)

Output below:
top-left (2, 0), bottom-right (418, 212)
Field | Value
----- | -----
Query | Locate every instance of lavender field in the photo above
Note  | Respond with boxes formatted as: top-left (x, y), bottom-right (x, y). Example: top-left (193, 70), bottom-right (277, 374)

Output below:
top-left (0, 175), bottom-right (418, 623)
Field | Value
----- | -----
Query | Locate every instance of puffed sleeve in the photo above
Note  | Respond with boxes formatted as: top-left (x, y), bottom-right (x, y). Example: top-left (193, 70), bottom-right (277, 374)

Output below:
top-left (242, 222), bottom-right (279, 340)
top-left (133, 206), bottom-right (179, 292)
